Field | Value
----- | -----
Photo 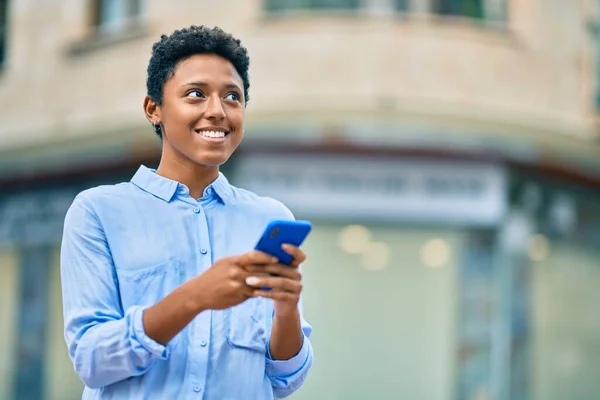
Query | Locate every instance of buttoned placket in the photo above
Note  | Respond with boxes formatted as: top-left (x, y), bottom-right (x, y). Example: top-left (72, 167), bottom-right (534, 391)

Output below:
top-left (178, 187), bottom-right (214, 398)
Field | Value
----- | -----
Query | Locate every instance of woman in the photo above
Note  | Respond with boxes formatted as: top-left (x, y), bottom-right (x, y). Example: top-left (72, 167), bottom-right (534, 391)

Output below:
top-left (60, 25), bottom-right (313, 400)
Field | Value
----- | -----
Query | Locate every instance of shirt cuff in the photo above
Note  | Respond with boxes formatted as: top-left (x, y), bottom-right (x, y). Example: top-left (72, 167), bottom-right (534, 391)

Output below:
top-left (131, 306), bottom-right (172, 360)
top-left (265, 335), bottom-right (311, 377)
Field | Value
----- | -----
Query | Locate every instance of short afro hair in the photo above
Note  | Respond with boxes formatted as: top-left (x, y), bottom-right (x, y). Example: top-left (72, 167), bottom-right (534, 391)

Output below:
top-left (146, 25), bottom-right (250, 137)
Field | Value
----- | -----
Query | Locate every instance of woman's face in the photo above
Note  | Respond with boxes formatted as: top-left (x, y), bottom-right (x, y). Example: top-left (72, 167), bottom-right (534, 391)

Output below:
top-left (147, 53), bottom-right (246, 167)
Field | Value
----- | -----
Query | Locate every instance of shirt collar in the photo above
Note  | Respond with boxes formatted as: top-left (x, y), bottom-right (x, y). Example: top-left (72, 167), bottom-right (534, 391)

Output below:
top-left (130, 165), bottom-right (232, 204)
top-left (205, 170), bottom-right (232, 204)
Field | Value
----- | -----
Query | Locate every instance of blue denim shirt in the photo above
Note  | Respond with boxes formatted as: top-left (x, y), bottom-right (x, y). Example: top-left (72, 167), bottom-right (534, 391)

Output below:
top-left (60, 166), bottom-right (313, 400)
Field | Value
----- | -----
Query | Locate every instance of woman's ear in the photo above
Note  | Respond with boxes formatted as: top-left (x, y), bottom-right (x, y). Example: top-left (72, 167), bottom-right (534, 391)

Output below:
top-left (143, 95), bottom-right (161, 124)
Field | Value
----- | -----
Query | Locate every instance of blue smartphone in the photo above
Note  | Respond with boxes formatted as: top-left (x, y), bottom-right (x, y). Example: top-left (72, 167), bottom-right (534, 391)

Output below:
top-left (254, 220), bottom-right (312, 265)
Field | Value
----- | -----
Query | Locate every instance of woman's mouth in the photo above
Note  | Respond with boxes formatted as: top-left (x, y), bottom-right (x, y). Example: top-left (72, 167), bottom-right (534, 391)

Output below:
top-left (195, 129), bottom-right (230, 143)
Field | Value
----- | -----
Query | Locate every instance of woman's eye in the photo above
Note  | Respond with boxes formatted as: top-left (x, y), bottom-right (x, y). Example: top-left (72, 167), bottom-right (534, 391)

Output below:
top-left (187, 90), bottom-right (204, 98)
top-left (225, 92), bottom-right (240, 101)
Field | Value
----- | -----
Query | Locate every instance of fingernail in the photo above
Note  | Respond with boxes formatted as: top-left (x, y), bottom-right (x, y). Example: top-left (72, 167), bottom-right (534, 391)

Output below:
top-left (246, 276), bottom-right (260, 286)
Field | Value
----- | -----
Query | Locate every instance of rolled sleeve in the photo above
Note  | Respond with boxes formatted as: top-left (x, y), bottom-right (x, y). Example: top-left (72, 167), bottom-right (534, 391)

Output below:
top-left (265, 308), bottom-right (314, 399)
top-left (266, 333), bottom-right (313, 398)
top-left (132, 306), bottom-right (172, 360)
top-left (265, 335), bottom-right (311, 377)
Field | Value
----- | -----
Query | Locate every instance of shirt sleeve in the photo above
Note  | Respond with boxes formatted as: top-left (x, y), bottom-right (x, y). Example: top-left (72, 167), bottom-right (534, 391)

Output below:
top-left (60, 195), bottom-right (175, 389)
top-left (263, 201), bottom-right (314, 398)
top-left (265, 298), bottom-right (314, 398)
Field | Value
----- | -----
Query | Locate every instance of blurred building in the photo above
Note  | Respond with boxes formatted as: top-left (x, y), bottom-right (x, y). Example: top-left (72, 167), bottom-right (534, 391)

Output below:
top-left (1, 1), bottom-right (600, 399)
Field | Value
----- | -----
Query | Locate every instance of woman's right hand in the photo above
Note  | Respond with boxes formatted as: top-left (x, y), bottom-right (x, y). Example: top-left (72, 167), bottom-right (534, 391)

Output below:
top-left (190, 250), bottom-right (278, 311)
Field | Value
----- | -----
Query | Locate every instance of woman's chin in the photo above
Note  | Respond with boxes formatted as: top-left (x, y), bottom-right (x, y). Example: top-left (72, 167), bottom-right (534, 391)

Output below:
top-left (190, 151), bottom-right (232, 167)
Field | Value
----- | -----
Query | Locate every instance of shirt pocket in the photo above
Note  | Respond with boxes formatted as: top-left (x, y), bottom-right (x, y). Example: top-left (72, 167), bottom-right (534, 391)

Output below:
top-left (226, 297), bottom-right (268, 354)
top-left (116, 259), bottom-right (181, 309)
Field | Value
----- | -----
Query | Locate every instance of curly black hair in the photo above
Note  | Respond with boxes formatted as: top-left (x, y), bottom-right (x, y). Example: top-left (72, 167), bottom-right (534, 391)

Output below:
top-left (146, 25), bottom-right (250, 137)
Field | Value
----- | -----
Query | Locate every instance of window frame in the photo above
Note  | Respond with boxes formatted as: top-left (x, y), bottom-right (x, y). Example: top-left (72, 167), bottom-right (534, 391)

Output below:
top-left (89, 0), bottom-right (144, 36)
top-left (0, 0), bottom-right (9, 69)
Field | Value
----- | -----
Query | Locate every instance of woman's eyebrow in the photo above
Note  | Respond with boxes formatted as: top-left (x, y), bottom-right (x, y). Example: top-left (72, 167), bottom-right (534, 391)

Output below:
top-left (181, 81), bottom-right (241, 91)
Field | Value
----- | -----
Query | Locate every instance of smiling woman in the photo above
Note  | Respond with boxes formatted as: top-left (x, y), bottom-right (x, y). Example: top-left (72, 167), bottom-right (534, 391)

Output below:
top-left (145, 53), bottom-right (245, 172)
top-left (143, 26), bottom-right (250, 194)
top-left (59, 25), bottom-right (314, 400)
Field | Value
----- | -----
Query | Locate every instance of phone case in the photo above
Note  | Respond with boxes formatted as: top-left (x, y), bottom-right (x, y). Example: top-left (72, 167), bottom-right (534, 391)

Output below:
top-left (254, 220), bottom-right (312, 265)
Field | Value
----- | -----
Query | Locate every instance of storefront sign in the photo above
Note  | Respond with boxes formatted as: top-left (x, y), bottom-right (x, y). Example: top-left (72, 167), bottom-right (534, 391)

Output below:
top-left (0, 188), bottom-right (79, 246)
top-left (235, 155), bottom-right (507, 226)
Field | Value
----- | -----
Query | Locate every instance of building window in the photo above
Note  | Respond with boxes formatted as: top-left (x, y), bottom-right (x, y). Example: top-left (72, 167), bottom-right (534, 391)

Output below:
top-left (264, 0), bottom-right (409, 13)
top-left (434, 0), bottom-right (483, 19)
top-left (432, 0), bottom-right (506, 22)
top-left (91, 0), bottom-right (142, 34)
top-left (265, 0), bottom-right (360, 11)
top-left (592, 20), bottom-right (600, 110)
top-left (264, 0), bottom-right (503, 19)
top-left (0, 0), bottom-right (8, 67)
top-left (396, 0), bottom-right (409, 11)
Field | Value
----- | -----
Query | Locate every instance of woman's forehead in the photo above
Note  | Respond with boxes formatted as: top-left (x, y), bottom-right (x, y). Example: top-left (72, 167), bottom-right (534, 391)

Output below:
top-left (169, 54), bottom-right (243, 88)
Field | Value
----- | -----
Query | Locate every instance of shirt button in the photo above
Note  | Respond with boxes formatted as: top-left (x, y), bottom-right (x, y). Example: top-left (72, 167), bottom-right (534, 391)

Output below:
top-left (200, 340), bottom-right (207, 347)
top-left (193, 207), bottom-right (200, 213)
top-left (206, 187), bottom-right (213, 195)
top-left (200, 248), bottom-right (207, 254)
top-left (193, 385), bottom-right (202, 393)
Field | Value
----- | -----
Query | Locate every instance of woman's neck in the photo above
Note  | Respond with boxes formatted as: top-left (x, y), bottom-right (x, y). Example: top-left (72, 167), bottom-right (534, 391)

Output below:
top-left (156, 154), bottom-right (219, 200)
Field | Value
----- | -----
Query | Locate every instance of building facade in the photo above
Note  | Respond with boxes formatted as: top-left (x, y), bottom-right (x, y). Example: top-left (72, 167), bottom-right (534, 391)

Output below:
top-left (1, 1), bottom-right (600, 399)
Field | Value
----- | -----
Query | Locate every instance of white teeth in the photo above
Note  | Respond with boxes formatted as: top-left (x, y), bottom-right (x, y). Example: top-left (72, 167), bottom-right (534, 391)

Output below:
top-left (199, 130), bottom-right (226, 138)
